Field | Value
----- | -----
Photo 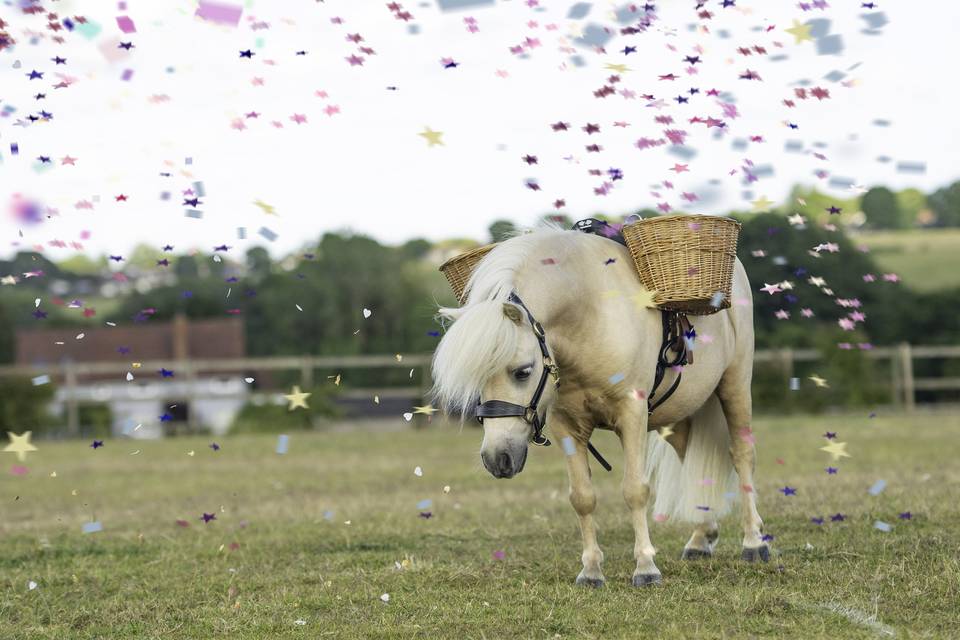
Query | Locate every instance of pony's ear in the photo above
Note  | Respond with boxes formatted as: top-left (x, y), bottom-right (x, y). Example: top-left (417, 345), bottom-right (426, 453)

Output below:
top-left (502, 303), bottom-right (523, 325)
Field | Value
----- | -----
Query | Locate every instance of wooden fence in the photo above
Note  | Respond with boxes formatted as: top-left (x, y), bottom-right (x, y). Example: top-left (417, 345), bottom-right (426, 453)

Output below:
top-left (1, 344), bottom-right (957, 435)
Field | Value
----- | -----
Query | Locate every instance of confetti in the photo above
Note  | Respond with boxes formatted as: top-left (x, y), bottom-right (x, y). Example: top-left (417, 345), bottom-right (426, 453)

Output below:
top-left (873, 521), bottom-right (893, 533)
top-left (276, 434), bottom-right (289, 455)
top-left (31, 375), bottom-right (50, 386)
top-left (82, 521), bottom-right (103, 534)
top-left (414, 466), bottom-right (423, 477)
top-left (868, 479), bottom-right (887, 496)
top-left (195, 1), bottom-right (243, 27)
top-left (561, 436), bottom-right (577, 456)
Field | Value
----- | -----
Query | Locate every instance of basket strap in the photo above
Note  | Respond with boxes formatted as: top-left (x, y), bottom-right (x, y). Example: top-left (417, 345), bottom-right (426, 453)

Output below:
top-left (648, 311), bottom-right (693, 415)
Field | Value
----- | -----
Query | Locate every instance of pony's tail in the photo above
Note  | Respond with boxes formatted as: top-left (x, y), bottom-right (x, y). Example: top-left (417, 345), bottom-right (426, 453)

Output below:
top-left (645, 394), bottom-right (739, 524)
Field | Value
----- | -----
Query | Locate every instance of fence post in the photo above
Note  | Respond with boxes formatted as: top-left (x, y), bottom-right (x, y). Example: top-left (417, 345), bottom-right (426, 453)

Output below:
top-left (64, 361), bottom-right (80, 437)
top-left (300, 358), bottom-right (314, 388)
top-left (184, 360), bottom-right (198, 432)
top-left (779, 348), bottom-right (794, 380)
top-left (899, 342), bottom-right (915, 412)
top-left (889, 348), bottom-right (902, 409)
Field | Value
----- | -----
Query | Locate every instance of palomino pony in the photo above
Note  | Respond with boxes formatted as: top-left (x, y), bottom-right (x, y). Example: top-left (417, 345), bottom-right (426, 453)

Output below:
top-left (431, 227), bottom-right (767, 587)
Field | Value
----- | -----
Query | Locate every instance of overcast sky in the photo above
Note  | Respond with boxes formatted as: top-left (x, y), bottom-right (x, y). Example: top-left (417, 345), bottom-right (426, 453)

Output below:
top-left (2, 0), bottom-right (959, 259)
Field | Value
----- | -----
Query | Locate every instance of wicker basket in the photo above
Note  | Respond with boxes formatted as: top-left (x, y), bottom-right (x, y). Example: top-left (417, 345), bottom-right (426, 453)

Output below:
top-left (439, 243), bottom-right (498, 304)
top-left (621, 215), bottom-right (741, 315)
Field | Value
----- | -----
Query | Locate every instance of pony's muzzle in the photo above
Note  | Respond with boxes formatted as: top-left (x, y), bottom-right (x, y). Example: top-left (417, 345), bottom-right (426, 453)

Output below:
top-left (481, 443), bottom-right (528, 479)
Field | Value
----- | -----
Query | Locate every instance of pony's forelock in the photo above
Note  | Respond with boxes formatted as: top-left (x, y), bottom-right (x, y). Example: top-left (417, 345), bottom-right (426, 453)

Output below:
top-left (430, 300), bottom-right (522, 421)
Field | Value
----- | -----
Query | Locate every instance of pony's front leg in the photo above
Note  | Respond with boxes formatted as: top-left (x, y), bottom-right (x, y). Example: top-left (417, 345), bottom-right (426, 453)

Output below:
top-left (553, 418), bottom-right (605, 587)
top-left (618, 408), bottom-right (661, 586)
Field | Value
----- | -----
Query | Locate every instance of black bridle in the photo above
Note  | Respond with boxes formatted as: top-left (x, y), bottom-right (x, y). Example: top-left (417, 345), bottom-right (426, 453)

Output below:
top-left (474, 291), bottom-right (612, 471)
top-left (475, 291), bottom-right (557, 446)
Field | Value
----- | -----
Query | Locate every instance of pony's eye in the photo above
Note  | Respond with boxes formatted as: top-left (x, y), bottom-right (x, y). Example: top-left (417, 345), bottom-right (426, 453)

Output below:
top-left (514, 366), bottom-right (532, 381)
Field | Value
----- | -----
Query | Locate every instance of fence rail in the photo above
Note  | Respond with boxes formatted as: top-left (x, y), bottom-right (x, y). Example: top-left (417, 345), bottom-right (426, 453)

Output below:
top-left (2, 344), bottom-right (958, 434)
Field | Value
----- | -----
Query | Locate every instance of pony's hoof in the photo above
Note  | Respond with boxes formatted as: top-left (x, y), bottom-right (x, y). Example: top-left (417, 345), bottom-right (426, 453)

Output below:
top-left (631, 573), bottom-right (662, 587)
top-left (741, 545), bottom-right (770, 563)
top-left (681, 548), bottom-right (712, 560)
top-left (575, 574), bottom-right (605, 588)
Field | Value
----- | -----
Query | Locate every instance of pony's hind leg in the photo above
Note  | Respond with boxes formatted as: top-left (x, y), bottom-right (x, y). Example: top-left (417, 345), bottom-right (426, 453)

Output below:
top-left (681, 521), bottom-right (719, 559)
top-left (552, 415), bottom-right (605, 587)
top-left (618, 404), bottom-right (661, 587)
top-left (717, 370), bottom-right (768, 562)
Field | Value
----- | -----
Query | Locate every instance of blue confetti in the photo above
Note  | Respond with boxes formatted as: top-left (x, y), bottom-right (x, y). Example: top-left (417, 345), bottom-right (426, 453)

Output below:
top-left (276, 434), bottom-right (289, 455)
top-left (258, 227), bottom-right (278, 242)
top-left (873, 520), bottom-right (893, 532)
top-left (31, 374), bottom-right (50, 386)
top-left (868, 479), bottom-right (887, 496)
top-left (192, 181), bottom-right (206, 197)
top-left (417, 499), bottom-right (432, 510)
top-left (561, 436), bottom-right (576, 456)
top-left (82, 521), bottom-right (103, 534)
top-left (184, 209), bottom-right (203, 219)
top-left (608, 372), bottom-right (626, 385)
top-left (10, 143), bottom-right (18, 155)
top-left (237, 227), bottom-right (247, 239)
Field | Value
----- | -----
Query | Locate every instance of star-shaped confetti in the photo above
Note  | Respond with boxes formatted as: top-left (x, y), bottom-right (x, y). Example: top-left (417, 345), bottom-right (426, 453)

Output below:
top-left (4, 432), bottom-right (38, 462)
top-left (819, 440), bottom-right (850, 461)
top-left (418, 127), bottom-right (444, 147)
top-left (808, 374), bottom-right (829, 388)
top-left (785, 20), bottom-right (814, 44)
top-left (631, 288), bottom-right (659, 310)
top-left (284, 385), bottom-right (311, 410)
top-left (412, 404), bottom-right (437, 416)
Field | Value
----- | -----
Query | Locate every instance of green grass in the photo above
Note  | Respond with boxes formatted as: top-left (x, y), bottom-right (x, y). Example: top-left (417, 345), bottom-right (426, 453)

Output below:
top-left (3, 412), bottom-right (959, 639)
top-left (853, 228), bottom-right (960, 291)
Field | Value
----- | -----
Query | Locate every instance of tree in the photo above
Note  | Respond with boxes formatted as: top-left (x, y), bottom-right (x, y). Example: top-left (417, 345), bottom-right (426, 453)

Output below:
top-left (174, 255), bottom-right (199, 280)
top-left (896, 188), bottom-right (927, 227)
top-left (488, 219), bottom-right (516, 243)
top-left (928, 181), bottom-right (960, 227)
top-left (245, 247), bottom-right (272, 282)
top-left (860, 186), bottom-right (903, 229)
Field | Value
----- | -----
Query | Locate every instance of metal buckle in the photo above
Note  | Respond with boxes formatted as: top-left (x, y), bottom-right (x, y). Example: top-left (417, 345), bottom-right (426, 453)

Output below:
top-left (532, 321), bottom-right (545, 338)
top-left (543, 356), bottom-right (559, 384)
top-left (523, 406), bottom-right (536, 423)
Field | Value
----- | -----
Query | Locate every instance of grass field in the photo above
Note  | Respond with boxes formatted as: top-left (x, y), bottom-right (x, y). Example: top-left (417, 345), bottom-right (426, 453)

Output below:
top-left (853, 228), bottom-right (960, 292)
top-left (3, 412), bottom-right (959, 639)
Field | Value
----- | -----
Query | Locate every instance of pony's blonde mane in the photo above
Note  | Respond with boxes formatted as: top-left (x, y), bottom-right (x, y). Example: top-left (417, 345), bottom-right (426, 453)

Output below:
top-left (431, 226), bottom-right (576, 419)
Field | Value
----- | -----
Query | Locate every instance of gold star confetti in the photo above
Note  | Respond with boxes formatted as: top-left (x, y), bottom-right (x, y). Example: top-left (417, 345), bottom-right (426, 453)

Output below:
top-left (284, 385), bottom-right (312, 410)
top-left (253, 199), bottom-right (277, 215)
top-left (604, 62), bottom-right (630, 73)
top-left (631, 288), bottom-right (659, 310)
top-left (820, 440), bottom-right (850, 461)
top-left (412, 405), bottom-right (438, 416)
top-left (785, 20), bottom-right (814, 44)
top-left (4, 431), bottom-right (38, 462)
top-left (751, 196), bottom-right (775, 212)
top-left (418, 127), bottom-right (444, 147)
top-left (808, 374), bottom-right (829, 388)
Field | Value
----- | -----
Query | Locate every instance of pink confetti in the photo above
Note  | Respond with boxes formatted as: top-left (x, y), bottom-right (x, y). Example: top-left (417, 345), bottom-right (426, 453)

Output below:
top-left (492, 550), bottom-right (505, 560)
top-left (195, 1), bottom-right (243, 27)
top-left (115, 16), bottom-right (136, 33)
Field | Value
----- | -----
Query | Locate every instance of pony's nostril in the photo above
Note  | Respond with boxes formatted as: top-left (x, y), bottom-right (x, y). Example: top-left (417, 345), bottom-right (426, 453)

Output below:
top-left (496, 451), bottom-right (512, 474)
